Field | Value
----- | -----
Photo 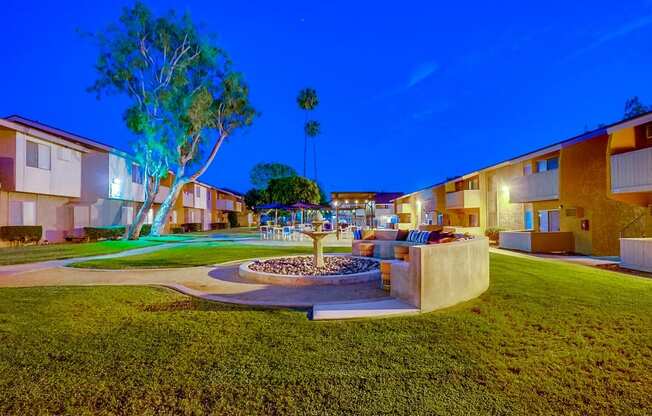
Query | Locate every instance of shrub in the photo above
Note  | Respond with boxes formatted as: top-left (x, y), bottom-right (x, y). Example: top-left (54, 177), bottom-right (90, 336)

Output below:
top-left (171, 227), bottom-right (184, 234)
top-left (140, 224), bottom-right (152, 236)
top-left (83, 226), bottom-right (125, 241)
top-left (181, 223), bottom-right (201, 232)
top-left (227, 212), bottom-right (239, 228)
top-left (484, 227), bottom-right (504, 243)
top-left (0, 226), bottom-right (42, 244)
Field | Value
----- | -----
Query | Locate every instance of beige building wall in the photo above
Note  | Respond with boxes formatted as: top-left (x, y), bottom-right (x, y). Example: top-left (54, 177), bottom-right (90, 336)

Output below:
top-left (485, 163), bottom-right (525, 230)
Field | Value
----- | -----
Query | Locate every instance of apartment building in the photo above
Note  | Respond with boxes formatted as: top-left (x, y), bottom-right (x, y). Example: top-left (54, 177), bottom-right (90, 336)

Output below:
top-left (396, 112), bottom-right (652, 256)
top-left (0, 118), bottom-right (89, 242)
top-left (0, 115), bottom-right (245, 241)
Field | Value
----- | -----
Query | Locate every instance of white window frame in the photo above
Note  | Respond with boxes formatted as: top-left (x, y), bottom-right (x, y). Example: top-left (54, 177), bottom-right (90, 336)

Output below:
top-left (26, 140), bottom-right (51, 170)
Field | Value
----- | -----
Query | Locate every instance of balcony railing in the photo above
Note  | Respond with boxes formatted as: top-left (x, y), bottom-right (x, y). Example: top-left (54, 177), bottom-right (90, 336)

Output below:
top-left (509, 169), bottom-right (559, 203)
top-left (445, 189), bottom-right (481, 209)
top-left (611, 146), bottom-right (652, 193)
top-left (499, 230), bottom-right (574, 253)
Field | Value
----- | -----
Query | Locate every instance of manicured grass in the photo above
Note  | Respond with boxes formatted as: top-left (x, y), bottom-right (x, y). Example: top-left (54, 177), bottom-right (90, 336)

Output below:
top-left (0, 253), bottom-right (650, 414)
top-left (0, 239), bottom-right (162, 266)
top-left (69, 242), bottom-right (351, 269)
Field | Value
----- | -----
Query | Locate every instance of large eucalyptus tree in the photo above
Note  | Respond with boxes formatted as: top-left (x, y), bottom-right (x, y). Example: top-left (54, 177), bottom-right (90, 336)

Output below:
top-left (89, 2), bottom-right (255, 237)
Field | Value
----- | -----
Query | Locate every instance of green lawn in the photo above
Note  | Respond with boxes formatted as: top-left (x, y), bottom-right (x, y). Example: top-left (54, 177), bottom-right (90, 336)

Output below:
top-left (0, 239), bottom-right (162, 266)
top-left (0, 253), bottom-right (650, 414)
top-left (69, 242), bottom-right (351, 269)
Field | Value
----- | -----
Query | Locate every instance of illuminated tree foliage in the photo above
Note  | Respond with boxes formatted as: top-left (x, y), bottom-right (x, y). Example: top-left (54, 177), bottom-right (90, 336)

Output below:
top-left (89, 2), bottom-right (256, 237)
top-left (266, 176), bottom-right (321, 205)
top-left (249, 162), bottom-right (297, 190)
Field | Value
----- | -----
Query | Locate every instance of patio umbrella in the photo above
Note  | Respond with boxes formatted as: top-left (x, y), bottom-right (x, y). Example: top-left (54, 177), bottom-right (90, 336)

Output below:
top-left (254, 202), bottom-right (288, 226)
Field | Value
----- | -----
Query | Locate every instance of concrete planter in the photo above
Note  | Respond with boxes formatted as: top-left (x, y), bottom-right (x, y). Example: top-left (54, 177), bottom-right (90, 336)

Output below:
top-left (238, 255), bottom-right (381, 287)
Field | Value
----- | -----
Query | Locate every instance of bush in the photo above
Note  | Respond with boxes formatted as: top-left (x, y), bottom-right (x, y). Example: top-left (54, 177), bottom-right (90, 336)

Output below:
top-left (0, 226), bottom-right (42, 244)
top-left (484, 227), bottom-right (504, 243)
top-left (83, 226), bottom-right (125, 241)
top-left (140, 224), bottom-right (152, 236)
top-left (181, 223), bottom-right (201, 233)
top-left (171, 227), bottom-right (184, 234)
top-left (227, 212), bottom-right (239, 228)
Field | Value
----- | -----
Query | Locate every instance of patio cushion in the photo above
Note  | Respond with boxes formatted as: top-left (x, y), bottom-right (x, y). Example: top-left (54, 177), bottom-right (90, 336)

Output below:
top-left (362, 230), bottom-right (376, 240)
top-left (353, 229), bottom-right (363, 240)
top-left (395, 229), bottom-right (409, 241)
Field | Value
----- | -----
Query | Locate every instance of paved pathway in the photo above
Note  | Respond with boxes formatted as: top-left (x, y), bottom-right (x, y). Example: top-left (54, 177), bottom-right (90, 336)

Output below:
top-left (489, 247), bottom-right (620, 267)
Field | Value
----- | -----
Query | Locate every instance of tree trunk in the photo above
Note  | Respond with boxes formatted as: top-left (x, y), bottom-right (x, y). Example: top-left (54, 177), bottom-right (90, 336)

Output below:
top-left (313, 137), bottom-right (317, 181)
top-left (149, 175), bottom-right (188, 236)
top-left (125, 173), bottom-right (161, 240)
top-left (303, 112), bottom-right (307, 177)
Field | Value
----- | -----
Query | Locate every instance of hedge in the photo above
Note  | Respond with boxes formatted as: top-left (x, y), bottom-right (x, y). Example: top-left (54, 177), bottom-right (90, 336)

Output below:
top-left (0, 226), bottom-right (42, 243)
top-left (181, 223), bottom-right (201, 232)
top-left (171, 227), bottom-right (184, 234)
top-left (140, 224), bottom-right (152, 235)
top-left (83, 226), bottom-right (125, 241)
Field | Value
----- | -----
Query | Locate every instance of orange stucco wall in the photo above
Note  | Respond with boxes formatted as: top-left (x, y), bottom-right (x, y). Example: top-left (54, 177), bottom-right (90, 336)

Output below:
top-left (559, 135), bottom-right (649, 256)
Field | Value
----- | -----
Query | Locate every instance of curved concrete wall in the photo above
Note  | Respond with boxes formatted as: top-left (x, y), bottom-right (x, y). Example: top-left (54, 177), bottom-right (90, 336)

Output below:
top-left (390, 237), bottom-right (489, 313)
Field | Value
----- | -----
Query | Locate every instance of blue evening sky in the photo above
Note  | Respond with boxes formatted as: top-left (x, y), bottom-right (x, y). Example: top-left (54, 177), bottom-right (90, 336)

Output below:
top-left (2, 1), bottom-right (652, 194)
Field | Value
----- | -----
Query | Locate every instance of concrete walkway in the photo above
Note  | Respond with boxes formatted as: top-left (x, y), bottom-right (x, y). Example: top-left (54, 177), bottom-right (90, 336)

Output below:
top-left (490, 247), bottom-right (620, 267)
top-left (0, 261), bottom-right (387, 309)
top-left (0, 243), bottom-right (185, 277)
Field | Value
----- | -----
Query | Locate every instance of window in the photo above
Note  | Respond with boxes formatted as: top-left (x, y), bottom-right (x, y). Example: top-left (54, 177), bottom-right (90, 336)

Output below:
top-left (538, 210), bottom-right (560, 232)
top-left (523, 164), bottom-right (532, 176)
top-left (26, 140), bottom-right (51, 170)
top-left (131, 164), bottom-right (143, 184)
top-left (196, 187), bottom-right (202, 198)
top-left (646, 124), bottom-right (652, 140)
top-left (524, 210), bottom-right (533, 230)
top-left (57, 147), bottom-right (72, 161)
top-left (9, 200), bottom-right (36, 225)
top-left (537, 157), bottom-right (558, 172)
top-left (121, 206), bottom-right (134, 225)
top-left (468, 178), bottom-right (479, 190)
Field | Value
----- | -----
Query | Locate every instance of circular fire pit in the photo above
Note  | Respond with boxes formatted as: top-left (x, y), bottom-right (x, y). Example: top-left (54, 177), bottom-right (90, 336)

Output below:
top-left (238, 255), bottom-right (380, 286)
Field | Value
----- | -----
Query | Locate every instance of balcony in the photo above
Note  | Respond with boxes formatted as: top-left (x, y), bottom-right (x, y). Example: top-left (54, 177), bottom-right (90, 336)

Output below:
top-left (509, 169), bottom-right (559, 203)
top-left (611, 146), bottom-right (652, 193)
top-left (216, 199), bottom-right (235, 211)
top-left (445, 189), bottom-right (481, 209)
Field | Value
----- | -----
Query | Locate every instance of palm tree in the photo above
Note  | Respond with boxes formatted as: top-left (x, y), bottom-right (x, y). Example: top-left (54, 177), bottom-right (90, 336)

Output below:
top-left (304, 120), bottom-right (321, 181)
top-left (297, 88), bottom-right (319, 176)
